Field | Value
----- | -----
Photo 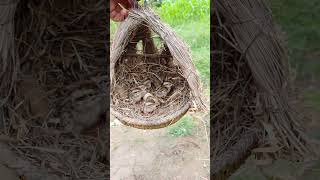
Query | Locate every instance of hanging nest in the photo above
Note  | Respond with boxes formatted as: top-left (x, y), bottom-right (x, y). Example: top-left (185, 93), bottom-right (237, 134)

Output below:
top-left (212, 0), bottom-right (318, 179)
top-left (110, 8), bottom-right (207, 129)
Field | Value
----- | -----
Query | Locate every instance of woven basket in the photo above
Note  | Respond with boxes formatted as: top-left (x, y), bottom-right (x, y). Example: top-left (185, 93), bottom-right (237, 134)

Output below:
top-left (110, 8), bottom-right (206, 129)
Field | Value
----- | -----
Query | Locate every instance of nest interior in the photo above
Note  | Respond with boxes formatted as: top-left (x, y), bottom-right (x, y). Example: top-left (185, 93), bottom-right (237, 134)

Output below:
top-left (1, 0), bottom-right (108, 179)
top-left (111, 25), bottom-right (191, 128)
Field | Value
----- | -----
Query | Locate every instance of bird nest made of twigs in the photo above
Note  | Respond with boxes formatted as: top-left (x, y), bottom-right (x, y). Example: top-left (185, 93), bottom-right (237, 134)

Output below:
top-left (110, 8), bottom-right (206, 129)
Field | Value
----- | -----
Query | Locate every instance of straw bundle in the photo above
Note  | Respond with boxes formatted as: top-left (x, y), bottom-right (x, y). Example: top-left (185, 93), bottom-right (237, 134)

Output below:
top-left (212, 0), bottom-right (316, 178)
top-left (0, 1), bottom-right (18, 107)
top-left (110, 8), bottom-right (207, 129)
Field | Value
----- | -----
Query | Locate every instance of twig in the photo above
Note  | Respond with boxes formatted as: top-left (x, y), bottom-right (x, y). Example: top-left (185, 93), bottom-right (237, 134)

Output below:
top-left (118, 3), bottom-right (128, 11)
top-left (17, 146), bottom-right (66, 154)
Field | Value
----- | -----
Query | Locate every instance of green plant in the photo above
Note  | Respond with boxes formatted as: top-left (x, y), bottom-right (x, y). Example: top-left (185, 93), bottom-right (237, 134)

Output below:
top-left (110, 21), bottom-right (118, 41)
top-left (173, 21), bottom-right (210, 87)
top-left (167, 115), bottom-right (195, 137)
top-left (156, 0), bottom-right (209, 26)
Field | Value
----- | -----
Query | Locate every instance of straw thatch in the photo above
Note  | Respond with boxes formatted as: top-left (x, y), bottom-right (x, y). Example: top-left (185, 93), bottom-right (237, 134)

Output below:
top-left (212, 0), bottom-right (317, 178)
top-left (0, 0), bottom-right (108, 179)
top-left (0, 1), bottom-right (18, 107)
top-left (110, 7), bottom-right (207, 129)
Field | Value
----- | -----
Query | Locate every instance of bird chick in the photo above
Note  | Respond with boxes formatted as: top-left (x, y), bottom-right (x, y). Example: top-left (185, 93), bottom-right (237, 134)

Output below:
top-left (143, 80), bottom-right (152, 89)
top-left (155, 81), bottom-right (173, 98)
top-left (129, 88), bottom-right (146, 103)
top-left (142, 93), bottom-right (159, 114)
top-left (138, 80), bottom-right (152, 91)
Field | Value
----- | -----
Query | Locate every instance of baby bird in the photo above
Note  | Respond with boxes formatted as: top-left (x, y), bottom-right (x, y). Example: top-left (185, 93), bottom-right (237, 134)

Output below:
top-left (129, 88), bottom-right (146, 103)
top-left (142, 93), bottom-right (159, 114)
top-left (155, 81), bottom-right (173, 98)
top-left (140, 80), bottom-right (152, 90)
top-left (129, 80), bottom-right (152, 104)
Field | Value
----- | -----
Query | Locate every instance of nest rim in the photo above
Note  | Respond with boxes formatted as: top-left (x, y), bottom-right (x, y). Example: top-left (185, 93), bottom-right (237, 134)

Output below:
top-left (111, 100), bottom-right (190, 129)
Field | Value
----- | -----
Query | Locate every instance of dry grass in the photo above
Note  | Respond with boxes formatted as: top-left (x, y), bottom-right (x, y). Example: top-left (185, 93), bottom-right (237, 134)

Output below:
top-left (0, 2), bottom-right (18, 107)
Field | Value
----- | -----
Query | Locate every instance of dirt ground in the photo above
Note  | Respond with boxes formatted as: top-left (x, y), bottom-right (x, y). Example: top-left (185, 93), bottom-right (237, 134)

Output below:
top-left (110, 113), bottom-right (210, 180)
